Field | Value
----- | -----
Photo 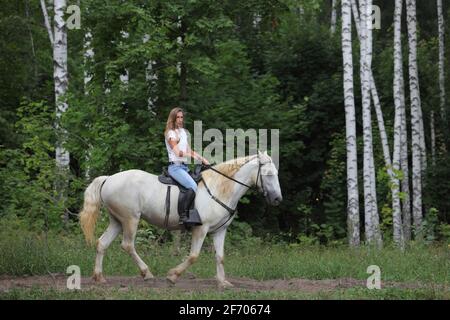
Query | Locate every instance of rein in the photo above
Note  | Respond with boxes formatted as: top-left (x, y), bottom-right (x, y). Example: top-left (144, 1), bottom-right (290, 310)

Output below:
top-left (201, 156), bottom-right (266, 234)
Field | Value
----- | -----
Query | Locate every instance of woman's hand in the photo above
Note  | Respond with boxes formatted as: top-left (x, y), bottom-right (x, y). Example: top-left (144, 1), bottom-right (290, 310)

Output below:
top-left (201, 157), bottom-right (210, 165)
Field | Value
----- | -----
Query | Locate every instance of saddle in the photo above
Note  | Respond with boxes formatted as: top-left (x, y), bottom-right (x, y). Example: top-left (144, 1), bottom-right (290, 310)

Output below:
top-left (158, 164), bottom-right (205, 228)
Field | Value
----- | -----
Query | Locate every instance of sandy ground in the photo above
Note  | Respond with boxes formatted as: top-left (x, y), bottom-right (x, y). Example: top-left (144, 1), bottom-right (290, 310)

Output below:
top-left (0, 274), bottom-right (431, 293)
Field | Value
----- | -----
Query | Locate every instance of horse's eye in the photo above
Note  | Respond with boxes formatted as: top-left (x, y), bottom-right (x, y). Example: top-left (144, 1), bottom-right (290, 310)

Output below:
top-left (261, 167), bottom-right (276, 176)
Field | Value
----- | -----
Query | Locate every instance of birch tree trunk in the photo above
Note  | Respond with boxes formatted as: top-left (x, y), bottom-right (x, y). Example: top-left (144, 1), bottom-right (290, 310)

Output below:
top-left (437, 0), bottom-right (446, 121)
top-left (418, 104), bottom-right (427, 173)
top-left (331, 0), bottom-right (337, 33)
top-left (342, 0), bottom-right (360, 246)
top-left (84, 31), bottom-right (93, 92)
top-left (431, 112), bottom-right (436, 166)
top-left (120, 31), bottom-right (129, 90)
top-left (84, 30), bottom-right (94, 180)
top-left (40, 0), bottom-right (54, 46)
top-left (351, 0), bottom-right (392, 175)
top-left (359, 0), bottom-right (381, 247)
top-left (406, 0), bottom-right (423, 237)
top-left (25, 0), bottom-right (37, 79)
top-left (53, 0), bottom-right (70, 224)
top-left (392, 0), bottom-right (405, 248)
top-left (400, 73), bottom-right (412, 242)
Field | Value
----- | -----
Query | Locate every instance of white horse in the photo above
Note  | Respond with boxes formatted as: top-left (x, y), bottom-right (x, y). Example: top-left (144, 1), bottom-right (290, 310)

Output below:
top-left (79, 150), bottom-right (282, 288)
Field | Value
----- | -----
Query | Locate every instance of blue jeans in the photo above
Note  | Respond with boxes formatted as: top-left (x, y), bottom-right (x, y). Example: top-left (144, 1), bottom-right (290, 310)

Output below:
top-left (168, 164), bottom-right (197, 192)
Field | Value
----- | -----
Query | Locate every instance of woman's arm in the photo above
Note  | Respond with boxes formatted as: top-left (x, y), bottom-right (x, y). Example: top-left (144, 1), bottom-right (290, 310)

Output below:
top-left (168, 139), bottom-right (185, 157)
top-left (186, 145), bottom-right (209, 164)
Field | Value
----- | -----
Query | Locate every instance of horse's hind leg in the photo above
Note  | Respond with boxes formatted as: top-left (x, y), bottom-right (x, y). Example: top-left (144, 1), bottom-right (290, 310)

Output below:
top-left (167, 226), bottom-right (208, 284)
top-left (121, 216), bottom-right (154, 280)
top-left (213, 228), bottom-right (233, 289)
top-left (93, 214), bottom-right (122, 283)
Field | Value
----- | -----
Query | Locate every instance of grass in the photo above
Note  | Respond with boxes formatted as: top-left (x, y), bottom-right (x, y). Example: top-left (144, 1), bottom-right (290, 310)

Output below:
top-left (0, 227), bottom-right (448, 299)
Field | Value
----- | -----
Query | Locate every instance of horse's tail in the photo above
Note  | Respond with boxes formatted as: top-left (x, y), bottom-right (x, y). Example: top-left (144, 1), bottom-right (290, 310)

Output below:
top-left (79, 176), bottom-right (109, 246)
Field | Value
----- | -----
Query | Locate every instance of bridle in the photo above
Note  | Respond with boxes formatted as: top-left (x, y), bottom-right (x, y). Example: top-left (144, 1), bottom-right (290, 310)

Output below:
top-left (200, 154), bottom-right (267, 233)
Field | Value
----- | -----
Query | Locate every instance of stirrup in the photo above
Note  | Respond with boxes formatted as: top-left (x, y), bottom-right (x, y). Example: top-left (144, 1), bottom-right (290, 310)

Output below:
top-left (178, 212), bottom-right (188, 225)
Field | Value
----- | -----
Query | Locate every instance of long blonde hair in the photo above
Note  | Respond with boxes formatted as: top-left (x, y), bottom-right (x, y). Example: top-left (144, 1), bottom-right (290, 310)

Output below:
top-left (164, 107), bottom-right (184, 138)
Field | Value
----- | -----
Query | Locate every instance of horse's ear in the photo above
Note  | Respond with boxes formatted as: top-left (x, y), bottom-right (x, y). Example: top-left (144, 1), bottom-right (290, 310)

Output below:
top-left (263, 150), bottom-right (268, 156)
top-left (257, 150), bottom-right (263, 157)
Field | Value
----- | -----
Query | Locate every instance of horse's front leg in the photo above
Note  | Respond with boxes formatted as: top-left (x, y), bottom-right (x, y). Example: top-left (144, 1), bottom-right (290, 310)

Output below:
top-left (167, 225), bottom-right (208, 284)
top-left (212, 228), bottom-right (233, 288)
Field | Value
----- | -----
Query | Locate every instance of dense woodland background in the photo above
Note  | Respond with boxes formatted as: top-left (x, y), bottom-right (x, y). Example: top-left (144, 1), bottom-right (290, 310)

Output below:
top-left (1, 0), bottom-right (449, 246)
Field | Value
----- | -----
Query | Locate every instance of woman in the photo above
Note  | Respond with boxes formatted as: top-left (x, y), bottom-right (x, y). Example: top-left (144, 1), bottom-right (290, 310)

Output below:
top-left (165, 107), bottom-right (209, 225)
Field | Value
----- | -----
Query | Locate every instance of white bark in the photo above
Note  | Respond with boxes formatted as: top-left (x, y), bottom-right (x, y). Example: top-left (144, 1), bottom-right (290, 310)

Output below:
top-left (40, 0), bottom-right (54, 47)
top-left (53, 0), bottom-right (69, 224)
top-left (431, 111), bottom-right (436, 166)
top-left (331, 0), bottom-right (337, 33)
top-left (54, 0), bottom-right (69, 169)
top-left (176, 17), bottom-right (182, 76)
top-left (25, 0), bottom-right (37, 78)
top-left (418, 104), bottom-right (427, 173)
top-left (400, 72), bottom-right (412, 242)
top-left (406, 0), bottom-right (423, 236)
top-left (437, 0), bottom-right (446, 121)
top-left (84, 31), bottom-right (94, 91)
top-left (351, 0), bottom-right (392, 174)
top-left (392, 0), bottom-right (405, 248)
top-left (342, 0), bottom-right (360, 246)
top-left (359, 0), bottom-right (381, 247)
top-left (120, 31), bottom-right (129, 88)
top-left (84, 31), bottom-right (94, 180)
top-left (253, 13), bottom-right (262, 29)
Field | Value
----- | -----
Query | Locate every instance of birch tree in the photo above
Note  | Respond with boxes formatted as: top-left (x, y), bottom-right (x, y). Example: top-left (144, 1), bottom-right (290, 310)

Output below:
top-left (40, 0), bottom-right (54, 46)
top-left (331, 0), bottom-right (337, 33)
top-left (437, 0), bottom-right (446, 122)
top-left (83, 30), bottom-right (94, 179)
top-left (351, 1), bottom-right (392, 177)
top-left (392, 0), bottom-right (405, 247)
top-left (359, 0), bottom-right (382, 247)
top-left (406, 0), bottom-right (423, 236)
top-left (400, 72), bottom-right (412, 242)
top-left (342, 0), bottom-right (360, 246)
top-left (391, 0), bottom-right (412, 243)
top-left (84, 31), bottom-right (93, 92)
top-left (120, 31), bottom-right (129, 90)
top-left (53, 0), bottom-right (70, 223)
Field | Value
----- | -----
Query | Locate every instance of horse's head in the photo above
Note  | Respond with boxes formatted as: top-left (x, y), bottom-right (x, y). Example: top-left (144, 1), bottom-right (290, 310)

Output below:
top-left (254, 150), bottom-right (282, 206)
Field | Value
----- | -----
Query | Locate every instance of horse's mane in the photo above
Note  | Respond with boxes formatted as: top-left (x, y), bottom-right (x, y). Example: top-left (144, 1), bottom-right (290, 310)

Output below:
top-left (199, 155), bottom-right (257, 199)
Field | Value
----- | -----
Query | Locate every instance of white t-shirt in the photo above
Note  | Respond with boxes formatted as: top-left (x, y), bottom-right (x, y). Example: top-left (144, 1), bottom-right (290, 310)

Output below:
top-left (165, 128), bottom-right (188, 162)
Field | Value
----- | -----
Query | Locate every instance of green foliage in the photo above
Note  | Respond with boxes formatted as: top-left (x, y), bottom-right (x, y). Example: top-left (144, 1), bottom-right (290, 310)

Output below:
top-left (0, 101), bottom-right (68, 230)
top-left (422, 208), bottom-right (440, 243)
top-left (1, 0), bottom-right (449, 247)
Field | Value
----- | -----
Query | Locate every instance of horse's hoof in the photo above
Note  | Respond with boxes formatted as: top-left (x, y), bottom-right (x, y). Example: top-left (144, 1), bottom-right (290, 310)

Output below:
top-left (166, 274), bottom-right (178, 284)
top-left (93, 273), bottom-right (107, 283)
top-left (218, 280), bottom-right (234, 289)
top-left (144, 274), bottom-right (154, 281)
top-left (141, 269), bottom-right (154, 281)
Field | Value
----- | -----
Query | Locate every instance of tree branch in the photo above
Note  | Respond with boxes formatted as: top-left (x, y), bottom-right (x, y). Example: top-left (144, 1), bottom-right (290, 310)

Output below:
top-left (40, 0), bottom-right (54, 47)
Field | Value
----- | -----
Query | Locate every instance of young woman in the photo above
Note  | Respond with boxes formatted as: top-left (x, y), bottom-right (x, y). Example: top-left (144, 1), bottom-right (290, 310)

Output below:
top-left (164, 107), bottom-right (209, 224)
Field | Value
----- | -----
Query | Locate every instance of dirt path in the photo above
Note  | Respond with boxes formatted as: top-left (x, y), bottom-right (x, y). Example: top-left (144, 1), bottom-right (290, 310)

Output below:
top-left (0, 274), bottom-right (429, 293)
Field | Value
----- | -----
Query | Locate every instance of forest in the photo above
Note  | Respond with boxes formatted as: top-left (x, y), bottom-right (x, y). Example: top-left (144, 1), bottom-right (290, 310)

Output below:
top-left (0, 0), bottom-right (449, 300)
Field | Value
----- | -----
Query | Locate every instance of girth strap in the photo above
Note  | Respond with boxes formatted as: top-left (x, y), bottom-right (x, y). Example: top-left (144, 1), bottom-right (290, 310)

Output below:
top-left (164, 186), bottom-right (171, 229)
